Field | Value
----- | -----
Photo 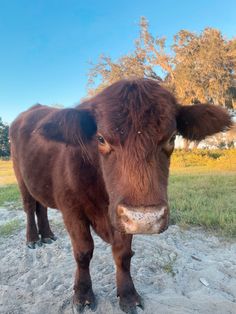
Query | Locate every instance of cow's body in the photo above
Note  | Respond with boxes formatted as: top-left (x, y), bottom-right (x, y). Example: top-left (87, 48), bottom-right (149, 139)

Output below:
top-left (11, 104), bottom-right (111, 241)
top-left (10, 79), bottom-right (231, 313)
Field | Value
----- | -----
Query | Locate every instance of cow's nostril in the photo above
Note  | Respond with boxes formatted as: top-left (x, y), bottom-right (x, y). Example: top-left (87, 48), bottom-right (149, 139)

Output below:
top-left (117, 206), bottom-right (124, 215)
top-left (122, 215), bottom-right (129, 223)
top-left (160, 206), bottom-right (168, 219)
top-left (160, 223), bottom-right (169, 233)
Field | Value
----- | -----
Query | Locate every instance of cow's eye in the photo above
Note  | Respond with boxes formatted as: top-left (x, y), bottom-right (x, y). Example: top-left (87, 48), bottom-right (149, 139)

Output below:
top-left (97, 135), bottom-right (105, 145)
top-left (97, 134), bottom-right (112, 155)
top-left (169, 134), bottom-right (176, 144)
top-left (162, 132), bottom-right (176, 155)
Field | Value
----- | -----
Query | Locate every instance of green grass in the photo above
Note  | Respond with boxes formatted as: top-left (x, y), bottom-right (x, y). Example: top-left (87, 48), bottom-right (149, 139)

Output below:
top-left (0, 218), bottom-right (22, 237)
top-left (162, 262), bottom-right (176, 277)
top-left (0, 184), bottom-right (20, 207)
top-left (0, 172), bottom-right (235, 237)
top-left (169, 173), bottom-right (236, 237)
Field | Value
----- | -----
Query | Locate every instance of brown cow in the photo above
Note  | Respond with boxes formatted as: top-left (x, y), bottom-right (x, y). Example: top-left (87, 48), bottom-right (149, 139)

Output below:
top-left (9, 79), bottom-right (231, 313)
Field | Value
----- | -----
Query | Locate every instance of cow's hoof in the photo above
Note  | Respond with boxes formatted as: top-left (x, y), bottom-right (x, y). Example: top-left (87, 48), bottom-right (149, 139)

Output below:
top-left (27, 240), bottom-right (42, 249)
top-left (73, 291), bottom-right (97, 313)
top-left (119, 294), bottom-right (144, 314)
top-left (50, 235), bottom-right (57, 241)
top-left (73, 301), bottom-right (97, 313)
top-left (41, 235), bottom-right (57, 244)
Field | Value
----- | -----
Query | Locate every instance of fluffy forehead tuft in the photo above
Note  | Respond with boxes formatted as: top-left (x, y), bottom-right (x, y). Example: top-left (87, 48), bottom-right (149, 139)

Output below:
top-left (82, 78), bottom-right (178, 144)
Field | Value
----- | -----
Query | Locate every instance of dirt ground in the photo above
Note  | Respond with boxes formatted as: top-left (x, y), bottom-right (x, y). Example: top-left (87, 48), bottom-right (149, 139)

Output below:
top-left (0, 207), bottom-right (235, 314)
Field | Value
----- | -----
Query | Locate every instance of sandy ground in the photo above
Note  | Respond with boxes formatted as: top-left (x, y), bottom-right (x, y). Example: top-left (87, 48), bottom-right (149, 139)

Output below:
top-left (0, 206), bottom-right (236, 314)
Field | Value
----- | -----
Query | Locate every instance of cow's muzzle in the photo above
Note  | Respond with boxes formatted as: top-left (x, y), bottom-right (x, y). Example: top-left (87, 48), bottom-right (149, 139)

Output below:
top-left (117, 204), bottom-right (169, 234)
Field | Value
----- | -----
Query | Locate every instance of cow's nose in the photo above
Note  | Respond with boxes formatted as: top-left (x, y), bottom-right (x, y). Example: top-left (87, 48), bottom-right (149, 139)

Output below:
top-left (160, 222), bottom-right (169, 233)
top-left (117, 204), bottom-right (169, 234)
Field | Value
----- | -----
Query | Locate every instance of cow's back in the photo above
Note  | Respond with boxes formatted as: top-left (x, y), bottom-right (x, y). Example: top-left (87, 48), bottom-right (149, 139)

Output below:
top-left (10, 105), bottom-right (59, 207)
top-left (9, 104), bottom-right (89, 209)
top-left (10, 104), bottom-right (56, 144)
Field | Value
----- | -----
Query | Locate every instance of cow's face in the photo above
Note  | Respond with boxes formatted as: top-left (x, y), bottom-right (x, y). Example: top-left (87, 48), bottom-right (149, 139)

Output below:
top-left (39, 79), bottom-right (232, 235)
top-left (93, 83), bottom-right (178, 234)
top-left (95, 127), bottom-right (175, 234)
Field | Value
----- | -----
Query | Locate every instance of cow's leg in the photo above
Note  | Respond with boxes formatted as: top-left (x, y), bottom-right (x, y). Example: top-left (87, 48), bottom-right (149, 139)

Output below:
top-left (112, 232), bottom-right (144, 313)
top-left (12, 160), bottom-right (41, 249)
top-left (63, 213), bottom-right (96, 312)
top-left (20, 183), bottom-right (42, 249)
top-left (36, 202), bottom-right (57, 244)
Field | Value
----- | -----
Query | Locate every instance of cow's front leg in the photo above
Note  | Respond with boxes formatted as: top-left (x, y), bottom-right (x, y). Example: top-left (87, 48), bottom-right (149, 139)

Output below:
top-left (112, 232), bottom-right (144, 313)
top-left (63, 214), bottom-right (96, 313)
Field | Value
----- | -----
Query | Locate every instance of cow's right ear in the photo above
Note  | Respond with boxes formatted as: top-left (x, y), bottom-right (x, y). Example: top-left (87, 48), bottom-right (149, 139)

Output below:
top-left (176, 104), bottom-right (232, 141)
top-left (38, 108), bottom-right (97, 145)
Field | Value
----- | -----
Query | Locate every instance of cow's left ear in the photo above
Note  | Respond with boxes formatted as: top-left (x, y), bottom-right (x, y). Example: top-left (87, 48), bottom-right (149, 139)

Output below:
top-left (176, 104), bottom-right (232, 140)
top-left (38, 108), bottom-right (97, 145)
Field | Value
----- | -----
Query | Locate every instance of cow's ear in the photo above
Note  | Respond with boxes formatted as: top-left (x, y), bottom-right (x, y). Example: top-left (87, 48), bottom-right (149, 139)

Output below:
top-left (176, 104), bottom-right (232, 141)
top-left (38, 108), bottom-right (97, 145)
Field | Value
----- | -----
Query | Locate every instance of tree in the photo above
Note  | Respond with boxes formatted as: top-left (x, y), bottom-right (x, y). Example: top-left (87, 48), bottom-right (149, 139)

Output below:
top-left (87, 17), bottom-right (164, 95)
top-left (87, 54), bottom-right (149, 95)
top-left (171, 28), bottom-right (234, 105)
top-left (135, 17), bottom-right (173, 78)
top-left (0, 118), bottom-right (10, 158)
top-left (88, 17), bottom-right (236, 108)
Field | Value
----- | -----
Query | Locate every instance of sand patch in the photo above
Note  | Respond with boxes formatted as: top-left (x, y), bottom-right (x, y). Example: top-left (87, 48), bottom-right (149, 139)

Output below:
top-left (0, 207), bottom-right (235, 314)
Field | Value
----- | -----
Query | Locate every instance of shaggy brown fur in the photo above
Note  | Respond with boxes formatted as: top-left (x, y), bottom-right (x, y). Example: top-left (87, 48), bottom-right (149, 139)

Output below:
top-left (10, 78), bottom-right (232, 313)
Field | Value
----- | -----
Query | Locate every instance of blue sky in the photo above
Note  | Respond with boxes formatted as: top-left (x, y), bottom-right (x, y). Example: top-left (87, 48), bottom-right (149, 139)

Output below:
top-left (0, 0), bottom-right (236, 123)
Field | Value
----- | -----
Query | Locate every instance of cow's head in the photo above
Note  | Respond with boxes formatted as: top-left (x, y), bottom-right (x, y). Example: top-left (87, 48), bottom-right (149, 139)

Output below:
top-left (39, 79), bottom-right (232, 235)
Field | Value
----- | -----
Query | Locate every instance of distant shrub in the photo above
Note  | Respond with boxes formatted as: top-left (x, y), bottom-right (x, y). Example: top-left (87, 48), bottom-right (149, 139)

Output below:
top-left (206, 152), bottom-right (222, 159)
top-left (0, 118), bottom-right (10, 158)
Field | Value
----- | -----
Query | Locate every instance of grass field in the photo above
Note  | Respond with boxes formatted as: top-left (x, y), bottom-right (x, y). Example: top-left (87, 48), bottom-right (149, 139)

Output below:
top-left (0, 184), bottom-right (20, 207)
top-left (169, 173), bottom-right (236, 237)
top-left (0, 218), bottom-right (22, 236)
top-left (0, 149), bottom-right (235, 237)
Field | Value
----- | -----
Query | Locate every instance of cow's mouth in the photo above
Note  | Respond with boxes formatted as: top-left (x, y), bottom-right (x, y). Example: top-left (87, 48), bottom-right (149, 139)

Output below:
top-left (116, 204), bottom-right (169, 234)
